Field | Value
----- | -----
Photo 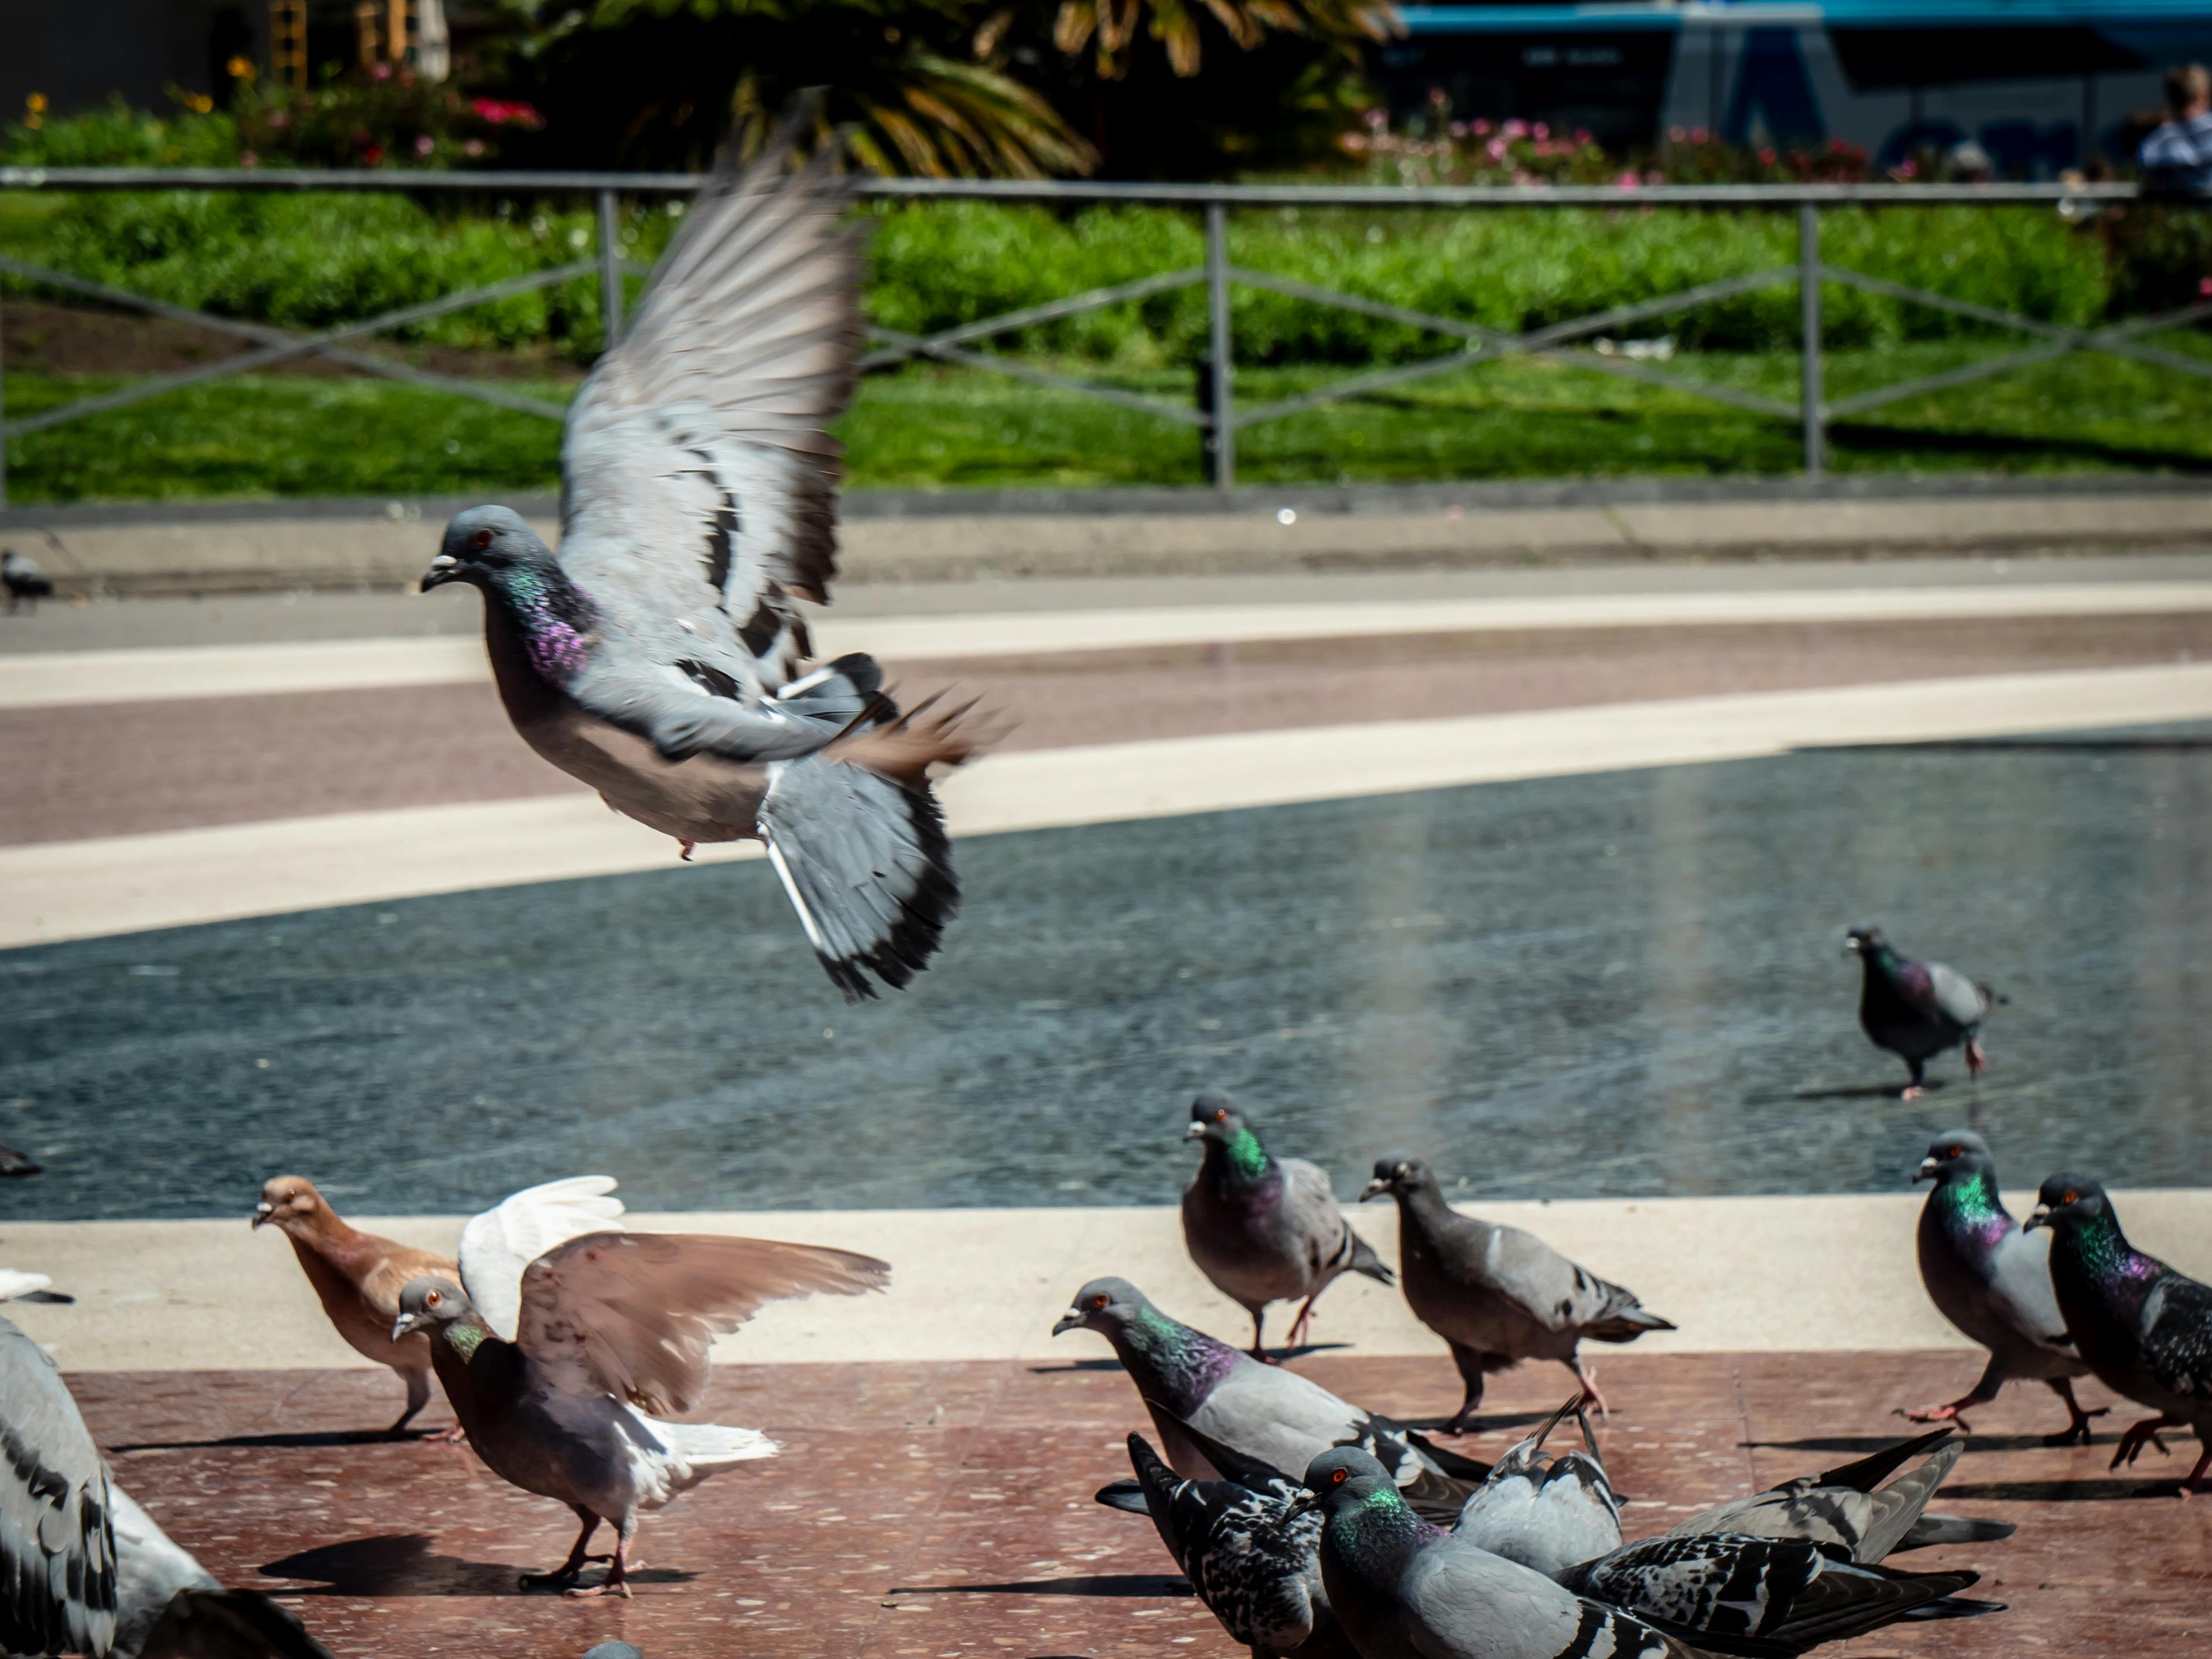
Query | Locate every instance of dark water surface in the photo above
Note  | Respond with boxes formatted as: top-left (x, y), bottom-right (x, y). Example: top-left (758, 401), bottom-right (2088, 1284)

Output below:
top-left (5, 728), bottom-right (2208, 1219)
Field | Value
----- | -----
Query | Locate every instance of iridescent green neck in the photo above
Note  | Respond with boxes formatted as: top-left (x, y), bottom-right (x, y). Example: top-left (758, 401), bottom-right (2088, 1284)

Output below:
top-left (1328, 1483), bottom-right (1426, 1570)
top-left (1940, 1167), bottom-right (2004, 1226)
top-left (2067, 1210), bottom-right (2131, 1277)
top-left (443, 1321), bottom-right (486, 1360)
top-left (1223, 1127), bottom-right (1269, 1181)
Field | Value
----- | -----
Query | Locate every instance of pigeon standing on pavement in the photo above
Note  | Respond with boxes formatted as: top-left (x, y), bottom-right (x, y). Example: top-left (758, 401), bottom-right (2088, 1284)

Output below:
top-left (1905, 1131), bottom-right (2103, 1443)
top-left (419, 112), bottom-right (987, 1000)
top-left (1360, 1157), bottom-right (1673, 1428)
top-left (254, 1174), bottom-right (476, 1436)
top-left (1451, 1397), bottom-right (1619, 1579)
top-left (1, 1317), bottom-right (338, 1658)
top-left (2, 550), bottom-right (54, 614)
top-left (1182, 1093), bottom-right (1394, 1362)
top-left (2027, 1174), bottom-right (2212, 1493)
top-left (1054, 1278), bottom-right (1488, 1510)
top-left (393, 1182), bottom-right (891, 1596)
top-left (1843, 927), bottom-right (2000, 1097)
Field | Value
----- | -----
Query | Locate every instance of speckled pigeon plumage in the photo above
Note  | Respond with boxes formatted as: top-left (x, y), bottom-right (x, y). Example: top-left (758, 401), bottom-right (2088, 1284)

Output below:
top-left (1055, 1278), bottom-right (1487, 1516)
top-left (419, 111), bottom-right (987, 1000)
top-left (1125, 1432), bottom-right (1351, 1659)
top-left (1451, 1396), bottom-right (1620, 1579)
top-left (1361, 1157), bottom-right (1673, 1429)
top-left (1182, 1093), bottom-right (1394, 1360)
top-left (394, 1185), bottom-right (891, 1595)
top-left (1906, 1130), bottom-right (2102, 1442)
top-left (1844, 926), bottom-right (1999, 1096)
top-left (1305, 1449), bottom-right (1694, 1659)
top-left (2028, 1174), bottom-right (2212, 1493)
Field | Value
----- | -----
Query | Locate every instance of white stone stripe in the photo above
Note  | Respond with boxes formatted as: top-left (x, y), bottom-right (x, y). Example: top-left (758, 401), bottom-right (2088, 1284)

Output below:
top-left (6, 1191), bottom-right (2207, 1373)
top-left (6, 581), bottom-right (2212, 708)
top-left (6, 663), bottom-right (2212, 950)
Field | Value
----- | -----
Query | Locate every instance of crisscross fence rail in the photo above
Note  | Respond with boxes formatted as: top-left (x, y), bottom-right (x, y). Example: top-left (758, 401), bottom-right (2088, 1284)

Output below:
top-left (0, 166), bottom-right (2205, 507)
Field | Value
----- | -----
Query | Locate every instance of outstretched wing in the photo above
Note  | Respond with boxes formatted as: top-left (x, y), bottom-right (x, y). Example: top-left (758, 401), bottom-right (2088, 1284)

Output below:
top-left (556, 107), bottom-right (861, 712)
top-left (0, 1318), bottom-right (117, 1658)
top-left (515, 1232), bottom-right (890, 1415)
top-left (458, 1176), bottom-right (626, 1342)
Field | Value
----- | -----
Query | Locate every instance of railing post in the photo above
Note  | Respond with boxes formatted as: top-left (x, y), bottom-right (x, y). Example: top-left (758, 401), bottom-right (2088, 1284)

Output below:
top-left (0, 282), bottom-right (9, 508)
top-left (1204, 201), bottom-right (1235, 492)
top-left (1798, 201), bottom-right (1824, 478)
top-left (597, 188), bottom-right (624, 349)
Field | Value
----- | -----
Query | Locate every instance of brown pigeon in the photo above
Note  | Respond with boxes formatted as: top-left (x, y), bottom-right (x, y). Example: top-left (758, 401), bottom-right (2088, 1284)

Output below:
top-left (252, 1175), bottom-right (464, 1438)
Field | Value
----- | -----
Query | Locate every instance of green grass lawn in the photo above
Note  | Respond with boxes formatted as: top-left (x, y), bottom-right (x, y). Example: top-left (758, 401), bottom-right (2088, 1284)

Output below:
top-left (7, 336), bottom-right (2212, 502)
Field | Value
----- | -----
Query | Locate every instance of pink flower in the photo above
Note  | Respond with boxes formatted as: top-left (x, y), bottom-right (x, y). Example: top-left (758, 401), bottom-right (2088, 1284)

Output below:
top-left (371, 61), bottom-right (392, 82)
top-left (413, 134), bottom-right (434, 157)
top-left (1472, 119), bottom-right (1491, 136)
top-left (1669, 125), bottom-right (1686, 143)
top-left (1503, 118), bottom-right (1529, 138)
top-left (1616, 169), bottom-right (1640, 189)
top-left (1757, 146), bottom-right (1777, 166)
top-left (269, 110), bottom-right (289, 128)
top-left (1690, 127), bottom-right (1708, 143)
top-left (239, 150), bottom-right (257, 167)
top-left (463, 137), bottom-right (484, 156)
top-left (2200, 276), bottom-right (2212, 296)
top-left (1897, 159), bottom-right (1917, 178)
top-left (1533, 122), bottom-right (1548, 139)
top-left (1363, 107), bottom-right (1387, 131)
top-left (1487, 136), bottom-right (1507, 161)
top-left (1574, 128), bottom-right (1591, 146)
top-left (1448, 121), bottom-right (1467, 138)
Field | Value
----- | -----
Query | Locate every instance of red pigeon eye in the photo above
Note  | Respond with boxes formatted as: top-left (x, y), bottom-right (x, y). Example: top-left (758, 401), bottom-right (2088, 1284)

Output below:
top-left (473, 528), bottom-right (493, 549)
top-left (1947, 1146), bottom-right (1964, 1159)
top-left (2062, 1190), bottom-right (2078, 1206)
top-left (1092, 1294), bottom-right (1109, 1309)
top-left (1213, 1109), bottom-right (1228, 1123)
top-left (425, 1289), bottom-right (442, 1307)
top-left (1331, 1468), bottom-right (1346, 1484)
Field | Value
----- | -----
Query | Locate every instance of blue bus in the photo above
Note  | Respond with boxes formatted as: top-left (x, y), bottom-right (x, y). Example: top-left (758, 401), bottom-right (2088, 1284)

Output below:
top-left (1382, 1), bottom-right (2212, 172)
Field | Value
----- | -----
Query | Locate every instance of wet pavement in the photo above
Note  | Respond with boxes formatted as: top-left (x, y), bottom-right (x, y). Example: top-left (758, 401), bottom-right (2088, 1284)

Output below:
top-left (6, 723), bottom-right (2209, 1219)
top-left (69, 1350), bottom-right (2212, 1659)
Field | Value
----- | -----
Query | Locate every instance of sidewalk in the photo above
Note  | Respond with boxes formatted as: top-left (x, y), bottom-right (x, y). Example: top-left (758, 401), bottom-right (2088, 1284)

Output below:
top-left (4, 478), bottom-right (2208, 597)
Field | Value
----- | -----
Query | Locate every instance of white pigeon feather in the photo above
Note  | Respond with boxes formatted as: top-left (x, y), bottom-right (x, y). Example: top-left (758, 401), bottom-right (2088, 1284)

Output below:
top-left (459, 1176), bottom-right (627, 1341)
top-left (0, 1268), bottom-right (53, 1302)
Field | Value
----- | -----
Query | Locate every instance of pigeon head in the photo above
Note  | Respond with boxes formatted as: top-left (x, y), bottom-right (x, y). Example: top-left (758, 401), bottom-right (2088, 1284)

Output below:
top-left (1052, 1276), bottom-right (1151, 1339)
top-left (392, 1275), bottom-right (480, 1345)
top-left (423, 506), bottom-right (557, 595)
top-left (2024, 1173), bottom-right (2111, 1233)
top-left (252, 1175), bottom-right (331, 1234)
top-left (1915, 1130), bottom-right (1994, 1185)
top-left (1295, 1446), bottom-right (1400, 1520)
top-left (1185, 1091), bottom-right (1252, 1145)
top-left (1842, 925), bottom-right (1886, 957)
top-left (1359, 1155), bottom-right (1434, 1202)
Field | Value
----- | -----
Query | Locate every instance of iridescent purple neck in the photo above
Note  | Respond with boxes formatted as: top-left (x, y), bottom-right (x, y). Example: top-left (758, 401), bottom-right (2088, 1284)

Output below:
top-left (498, 563), bottom-right (599, 684)
top-left (1118, 1305), bottom-right (1243, 1415)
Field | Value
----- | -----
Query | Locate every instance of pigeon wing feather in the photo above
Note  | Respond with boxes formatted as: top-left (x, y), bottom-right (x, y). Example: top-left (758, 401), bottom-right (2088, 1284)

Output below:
top-left (458, 1175), bottom-right (627, 1342)
top-left (0, 1318), bottom-right (118, 1658)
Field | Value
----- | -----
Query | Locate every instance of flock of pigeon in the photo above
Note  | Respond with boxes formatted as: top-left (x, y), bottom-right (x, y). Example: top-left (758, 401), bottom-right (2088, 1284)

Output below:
top-left (6, 105), bottom-right (2212, 1659)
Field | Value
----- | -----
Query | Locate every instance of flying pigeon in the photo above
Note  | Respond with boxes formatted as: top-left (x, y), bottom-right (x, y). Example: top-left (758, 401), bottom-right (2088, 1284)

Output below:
top-left (1124, 1432), bottom-right (1351, 1659)
top-left (1360, 1157), bottom-right (1673, 1428)
top-left (0, 1317), bottom-right (338, 1658)
top-left (419, 114), bottom-right (987, 1000)
top-left (1842, 926), bottom-right (2000, 1097)
top-left (0, 1141), bottom-right (42, 1178)
top-left (1451, 1397), bottom-right (1619, 1579)
top-left (1667, 1428), bottom-right (2011, 1560)
top-left (2027, 1174), bottom-right (2212, 1493)
top-left (2, 550), bottom-right (53, 614)
top-left (1302, 1448), bottom-right (1693, 1659)
top-left (1182, 1093), bottom-right (1394, 1361)
top-left (393, 1188), bottom-right (891, 1596)
top-left (1054, 1278), bottom-right (1488, 1512)
top-left (1905, 1130), bottom-right (2103, 1443)
top-left (254, 1174), bottom-right (474, 1437)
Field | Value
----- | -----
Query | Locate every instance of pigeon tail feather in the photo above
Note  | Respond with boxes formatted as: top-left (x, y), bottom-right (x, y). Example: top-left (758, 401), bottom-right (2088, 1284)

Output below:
top-left (644, 1415), bottom-right (780, 1476)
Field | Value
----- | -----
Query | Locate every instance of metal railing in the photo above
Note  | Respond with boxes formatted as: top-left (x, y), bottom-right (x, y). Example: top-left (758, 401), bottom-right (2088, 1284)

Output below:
top-left (0, 166), bottom-right (2206, 507)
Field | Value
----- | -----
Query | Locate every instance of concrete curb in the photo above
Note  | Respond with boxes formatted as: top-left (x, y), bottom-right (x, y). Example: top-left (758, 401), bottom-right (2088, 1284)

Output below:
top-left (3, 482), bottom-right (2209, 597)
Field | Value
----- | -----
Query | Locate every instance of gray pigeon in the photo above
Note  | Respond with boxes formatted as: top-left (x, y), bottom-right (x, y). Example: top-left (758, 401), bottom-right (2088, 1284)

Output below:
top-left (1, 1317), bottom-right (337, 1658)
top-left (583, 1646), bottom-right (644, 1659)
top-left (1844, 927), bottom-right (2000, 1097)
top-left (1053, 1278), bottom-right (1488, 1511)
top-left (420, 112), bottom-right (987, 1000)
top-left (2, 550), bottom-right (53, 613)
top-left (1906, 1130), bottom-right (2103, 1443)
top-left (1302, 1448), bottom-right (1692, 1659)
top-left (1361, 1157), bottom-right (1674, 1429)
top-left (1182, 1093), bottom-right (1394, 1360)
top-left (394, 1217), bottom-right (890, 1595)
top-left (1451, 1396), bottom-right (1619, 1579)
top-left (2027, 1174), bottom-right (2212, 1493)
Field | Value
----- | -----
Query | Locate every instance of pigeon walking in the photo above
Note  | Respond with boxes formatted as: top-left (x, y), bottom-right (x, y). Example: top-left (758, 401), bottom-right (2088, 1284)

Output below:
top-left (1054, 1278), bottom-right (1488, 1513)
top-left (1905, 1131), bottom-right (2103, 1442)
top-left (254, 1174), bottom-right (474, 1437)
top-left (1182, 1093), bottom-right (1394, 1362)
top-left (2, 550), bottom-right (53, 614)
top-left (2026, 1174), bottom-right (2212, 1493)
top-left (420, 114), bottom-right (987, 1000)
top-left (1, 1317), bottom-right (337, 1657)
top-left (394, 1186), bottom-right (890, 1596)
top-left (1361, 1158), bottom-right (1673, 1428)
top-left (1451, 1397), bottom-right (1619, 1579)
top-left (1843, 927), bottom-right (1999, 1097)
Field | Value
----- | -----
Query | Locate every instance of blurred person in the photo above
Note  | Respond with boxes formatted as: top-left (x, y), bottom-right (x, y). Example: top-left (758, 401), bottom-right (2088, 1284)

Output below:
top-left (2139, 63), bottom-right (2212, 194)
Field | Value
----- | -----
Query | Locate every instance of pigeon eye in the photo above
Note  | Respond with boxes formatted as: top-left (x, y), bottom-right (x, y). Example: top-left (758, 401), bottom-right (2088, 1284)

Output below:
top-left (1947, 1146), bottom-right (1964, 1159)
top-left (1213, 1109), bottom-right (1228, 1123)
top-left (473, 528), bottom-right (494, 550)
top-left (425, 1289), bottom-right (442, 1308)
top-left (1091, 1294), bottom-right (1109, 1309)
top-left (1331, 1468), bottom-right (1346, 1484)
top-left (2061, 1190), bottom-right (2078, 1206)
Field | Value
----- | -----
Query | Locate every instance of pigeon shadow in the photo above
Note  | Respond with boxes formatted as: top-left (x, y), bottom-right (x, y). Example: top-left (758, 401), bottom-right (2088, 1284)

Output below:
top-left (1940, 1476), bottom-right (2190, 1503)
top-left (1026, 1359), bottom-right (1127, 1375)
top-left (1782, 1081), bottom-right (1944, 1104)
top-left (260, 1534), bottom-right (698, 1597)
top-left (1815, 736), bottom-right (2212, 755)
top-left (889, 1574), bottom-right (1192, 1599)
top-left (1406, 1408), bottom-right (1555, 1436)
top-left (110, 1429), bottom-right (454, 1453)
top-left (1747, 1432), bottom-right (2088, 1456)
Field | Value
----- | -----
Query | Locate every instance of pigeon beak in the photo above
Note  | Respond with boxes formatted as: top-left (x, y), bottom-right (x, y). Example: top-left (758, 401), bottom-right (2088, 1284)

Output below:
top-left (251, 1202), bottom-right (275, 1229)
top-left (2023, 1205), bottom-right (2052, 1232)
top-left (1914, 1158), bottom-right (1939, 1183)
top-left (1184, 1122), bottom-right (1208, 1141)
top-left (419, 553), bottom-right (460, 592)
top-left (391, 1313), bottom-right (423, 1342)
top-left (1358, 1178), bottom-right (1390, 1202)
top-left (1051, 1309), bottom-right (1086, 1338)
top-left (1286, 1490), bottom-right (1320, 1519)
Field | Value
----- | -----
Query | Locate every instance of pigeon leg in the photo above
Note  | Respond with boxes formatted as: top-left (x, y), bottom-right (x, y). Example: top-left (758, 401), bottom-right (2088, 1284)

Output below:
top-left (1965, 1038), bottom-right (1987, 1079)
top-left (1901, 1375), bottom-right (1999, 1432)
top-left (566, 1521), bottom-right (637, 1600)
top-left (2043, 1378), bottom-right (2108, 1447)
top-left (2110, 1414), bottom-right (2179, 1471)
top-left (428, 1422), bottom-right (469, 1444)
top-left (1249, 1306), bottom-right (1275, 1365)
top-left (2183, 1443), bottom-right (2212, 1497)
top-left (521, 1509), bottom-right (609, 1592)
top-left (1899, 1057), bottom-right (1926, 1101)
top-left (1442, 1343), bottom-right (1488, 1434)
top-left (678, 839), bottom-right (697, 862)
top-left (1567, 1356), bottom-right (1610, 1418)
top-left (387, 1368), bottom-right (432, 1437)
top-left (1285, 1291), bottom-right (1325, 1352)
